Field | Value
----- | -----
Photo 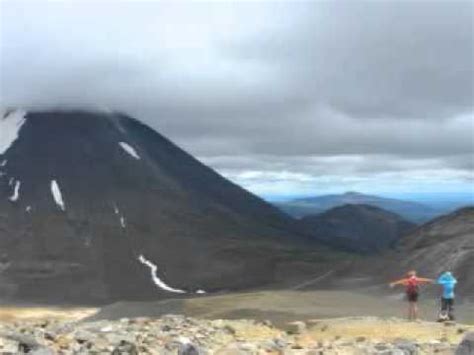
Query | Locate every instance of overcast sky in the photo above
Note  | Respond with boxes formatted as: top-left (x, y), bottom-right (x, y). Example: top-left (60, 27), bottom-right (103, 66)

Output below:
top-left (1, 0), bottom-right (473, 200)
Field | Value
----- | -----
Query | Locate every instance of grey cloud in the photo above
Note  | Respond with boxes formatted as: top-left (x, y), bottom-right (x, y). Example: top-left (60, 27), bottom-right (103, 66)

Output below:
top-left (0, 0), bottom-right (473, 195)
top-left (223, 1), bottom-right (474, 119)
top-left (212, 153), bottom-right (473, 198)
top-left (176, 109), bottom-right (473, 158)
top-left (202, 153), bottom-right (473, 179)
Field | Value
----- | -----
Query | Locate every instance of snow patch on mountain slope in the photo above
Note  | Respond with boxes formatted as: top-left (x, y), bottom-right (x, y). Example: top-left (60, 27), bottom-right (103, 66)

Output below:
top-left (9, 180), bottom-right (20, 202)
top-left (0, 110), bottom-right (27, 155)
top-left (138, 255), bottom-right (186, 294)
top-left (119, 142), bottom-right (141, 160)
top-left (51, 180), bottom-right (66, 211)
top-left (113, 204), bottom-right (126, 228)
top-left (120, 216), bottom-right (126, 228)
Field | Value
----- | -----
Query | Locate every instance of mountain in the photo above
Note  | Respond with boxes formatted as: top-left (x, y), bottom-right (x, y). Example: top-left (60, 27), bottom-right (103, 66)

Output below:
top-left (300, 204), bottom-right (416, 253)
top-left (274, 192), bottom-right (439, 222)
top-left (395, 206), bottom-right (474, 297)
top-left (314, 207), bottom-right (474, 300)
top-left (0, 109), bottom-right (314, 304)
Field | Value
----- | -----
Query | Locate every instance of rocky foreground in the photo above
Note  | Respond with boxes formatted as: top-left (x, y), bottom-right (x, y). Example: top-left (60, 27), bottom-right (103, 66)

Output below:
top-left (0, 315), bottom-right (473, 354)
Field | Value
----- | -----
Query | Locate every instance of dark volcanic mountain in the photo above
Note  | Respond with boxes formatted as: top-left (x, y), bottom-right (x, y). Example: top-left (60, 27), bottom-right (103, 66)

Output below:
top-left (300, 204), bottom-right (416, 253)
top-left (0, 109), bottom-right (312, 303)
top-left (395, 207), bottom-right (474, 297)
top-left (275, 192), bottom-right (439, 222)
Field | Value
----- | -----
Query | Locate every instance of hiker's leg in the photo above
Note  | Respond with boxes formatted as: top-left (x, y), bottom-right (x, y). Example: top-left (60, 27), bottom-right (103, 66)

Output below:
top-left (438, 298), bottom-right (447, 321)
top-left (441, 298), bottom-right (448, 312)
top-left (448, 299), bottom-right (455, 320)
top-left (413, 302), bottom-right (419, 320)
top-left (409, 302), bottom-right (416, 320)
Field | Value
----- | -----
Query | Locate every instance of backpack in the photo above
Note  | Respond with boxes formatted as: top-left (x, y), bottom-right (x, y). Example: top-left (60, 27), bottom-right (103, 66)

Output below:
top-left (406, 277), bottom-right (419, 295)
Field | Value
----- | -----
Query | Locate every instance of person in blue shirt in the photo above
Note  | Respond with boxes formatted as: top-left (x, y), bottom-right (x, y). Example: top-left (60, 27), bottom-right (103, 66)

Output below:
top-left (437, 271), bottom-right (457, 321)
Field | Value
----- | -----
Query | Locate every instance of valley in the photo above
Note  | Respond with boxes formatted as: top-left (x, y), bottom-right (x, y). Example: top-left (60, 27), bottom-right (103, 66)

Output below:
top-left (0, 110), bottom-right (472, 354)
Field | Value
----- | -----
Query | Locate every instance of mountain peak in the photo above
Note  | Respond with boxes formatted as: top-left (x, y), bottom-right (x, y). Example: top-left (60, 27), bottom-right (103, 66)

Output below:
top-left (301, 204), bottom-right (415, 253)
top-left (0, 110), bottom-right (307, 303)
top-left (343, 191), bottom-right (363, 196)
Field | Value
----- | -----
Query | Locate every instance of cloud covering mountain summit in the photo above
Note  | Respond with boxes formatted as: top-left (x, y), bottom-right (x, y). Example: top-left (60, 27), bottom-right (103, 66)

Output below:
top-left (1, 1), bottom-right (472, 196)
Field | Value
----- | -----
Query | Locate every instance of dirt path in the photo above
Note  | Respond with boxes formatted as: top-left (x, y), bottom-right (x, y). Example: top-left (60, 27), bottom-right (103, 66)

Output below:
top-left (0, 306), bottom-right (97, 322)
top-left (89, 290), bottom-right (474, 327)
top-left (0, 290), bottom-right (472, 328)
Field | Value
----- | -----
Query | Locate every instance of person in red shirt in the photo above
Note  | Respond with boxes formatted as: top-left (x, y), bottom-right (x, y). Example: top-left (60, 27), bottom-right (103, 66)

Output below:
top-left (390, 270), bottom-right (434, 320)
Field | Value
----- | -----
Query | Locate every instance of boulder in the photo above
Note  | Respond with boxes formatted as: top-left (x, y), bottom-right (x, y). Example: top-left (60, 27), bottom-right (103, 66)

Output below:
top-left (178, 342), bottom-right (201, 355)
top-left (456, 332), bottom-right (474, 355)
top-left (393, 339), bottom-right (418, 355)
top-left (0, 331), bottom-right (55, 355)
top-left (285, 321), bottom-right (307, 334)
top-left (111, 340), bottom-right (138, 355)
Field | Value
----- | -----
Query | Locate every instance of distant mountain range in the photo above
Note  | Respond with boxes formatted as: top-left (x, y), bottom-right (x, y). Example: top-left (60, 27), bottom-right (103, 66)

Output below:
top-left (273, 192), bottom-right (448, 223)
top-left (300, 204), bottom-right (416, 253)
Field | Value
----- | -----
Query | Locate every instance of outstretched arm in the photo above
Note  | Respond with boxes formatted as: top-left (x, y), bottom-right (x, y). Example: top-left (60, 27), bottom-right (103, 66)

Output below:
top-left (390, 278), bottom-right (408, 287)
top-left (417, 277), bottom-right (434, 284)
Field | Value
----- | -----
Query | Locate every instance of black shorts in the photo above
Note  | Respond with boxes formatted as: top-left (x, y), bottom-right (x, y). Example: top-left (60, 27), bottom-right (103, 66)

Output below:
top-left (441, 298), bottom-right (454, 310)
top-left (407, 292), bottom-right (419, 302)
